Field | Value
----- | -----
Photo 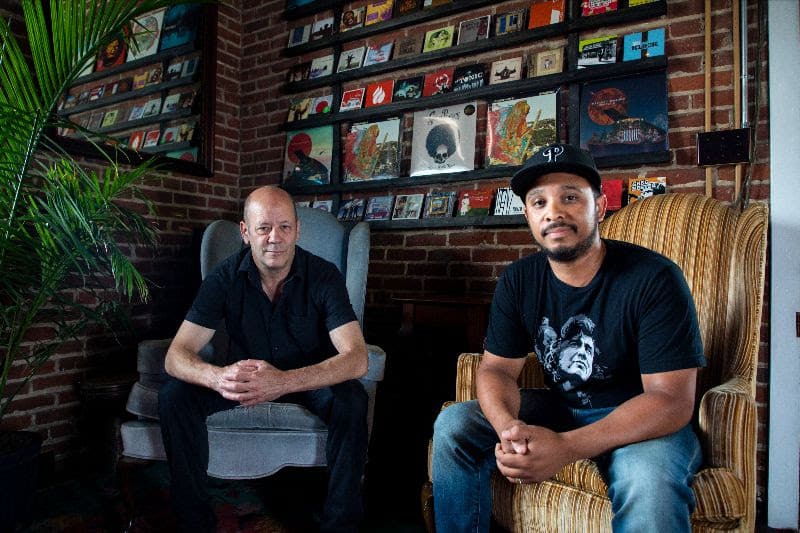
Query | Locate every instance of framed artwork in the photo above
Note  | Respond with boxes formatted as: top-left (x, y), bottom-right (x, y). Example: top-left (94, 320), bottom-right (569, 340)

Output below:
top-left (579, 71), bottom-right (669, 159)
top-left (283, 126), bottom-right (333, 186)
top-left (486, 91), bottom-right (559, 166)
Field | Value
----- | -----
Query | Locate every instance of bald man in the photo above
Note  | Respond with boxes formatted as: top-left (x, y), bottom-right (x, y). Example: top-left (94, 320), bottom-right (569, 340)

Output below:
top-left (159, 186), bottom-right (369, 533)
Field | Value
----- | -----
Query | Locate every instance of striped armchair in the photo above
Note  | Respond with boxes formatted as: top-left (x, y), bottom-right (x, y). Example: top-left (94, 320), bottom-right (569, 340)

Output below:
top-left (421, 193), bottom-right (768, 532)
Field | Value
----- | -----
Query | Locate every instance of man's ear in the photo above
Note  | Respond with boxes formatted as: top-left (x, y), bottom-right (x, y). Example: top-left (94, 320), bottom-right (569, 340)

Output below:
top-left (595, 193), bottom-right (608, 223)
top-left (239, 220), bottom-right (249, 244)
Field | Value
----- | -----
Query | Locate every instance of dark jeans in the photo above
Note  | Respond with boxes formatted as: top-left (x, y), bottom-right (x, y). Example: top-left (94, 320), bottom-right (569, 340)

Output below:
top-left (158, 378), bottom-right (369, 533)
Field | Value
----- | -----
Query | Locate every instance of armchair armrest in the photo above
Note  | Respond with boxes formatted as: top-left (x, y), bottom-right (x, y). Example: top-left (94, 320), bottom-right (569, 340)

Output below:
top-left (454, 353), bottom-right (547, 403)
top-left (697, 376), bottom-right (756, 476)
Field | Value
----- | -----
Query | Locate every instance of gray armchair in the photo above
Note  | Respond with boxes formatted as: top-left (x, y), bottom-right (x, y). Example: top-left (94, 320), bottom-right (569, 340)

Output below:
top-left (119, 207), bottom-right (386, 518)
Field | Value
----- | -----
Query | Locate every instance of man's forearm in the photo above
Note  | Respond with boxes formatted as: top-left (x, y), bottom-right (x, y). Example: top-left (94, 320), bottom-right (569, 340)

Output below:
top-left (476, 366), bottom-right (523, 437)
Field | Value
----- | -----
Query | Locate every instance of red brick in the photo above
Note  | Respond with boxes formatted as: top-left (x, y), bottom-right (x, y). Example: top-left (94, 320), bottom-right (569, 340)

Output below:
top-left (406, 233), bottom-right (447, 247)
top-left (448, 231), bottom-right (495, 246)
top-left (472, 248), bottom-right (520, 263)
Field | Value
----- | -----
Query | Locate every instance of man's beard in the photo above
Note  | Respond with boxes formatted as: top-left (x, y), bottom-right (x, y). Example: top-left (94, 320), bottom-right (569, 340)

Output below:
top-left (536, 223), bottom-right (599, 263)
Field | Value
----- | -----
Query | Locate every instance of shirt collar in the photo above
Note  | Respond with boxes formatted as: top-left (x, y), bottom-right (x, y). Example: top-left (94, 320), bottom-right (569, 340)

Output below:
top-left (237, 245), bottom-right (307, 286)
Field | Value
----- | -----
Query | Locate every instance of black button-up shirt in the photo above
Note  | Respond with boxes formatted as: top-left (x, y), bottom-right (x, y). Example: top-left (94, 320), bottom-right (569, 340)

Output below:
top-left (185, 246), bottom-right (357, 370)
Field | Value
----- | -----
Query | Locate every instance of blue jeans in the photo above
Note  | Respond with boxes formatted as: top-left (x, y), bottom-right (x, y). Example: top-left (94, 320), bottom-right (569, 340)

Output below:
top-left (431, 390), bottom-right (703, 532)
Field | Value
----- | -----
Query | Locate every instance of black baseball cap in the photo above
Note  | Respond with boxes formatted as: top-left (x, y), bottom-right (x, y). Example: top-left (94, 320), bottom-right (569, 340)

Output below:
top-left (510, 143), bottom-right (602, 198)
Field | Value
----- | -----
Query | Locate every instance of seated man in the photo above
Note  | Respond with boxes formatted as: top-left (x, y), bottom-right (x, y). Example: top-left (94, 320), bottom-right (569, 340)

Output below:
top-left (431, 144), bottom-right (705, 532)
top-left (159, 186), bottom-right (369, 533)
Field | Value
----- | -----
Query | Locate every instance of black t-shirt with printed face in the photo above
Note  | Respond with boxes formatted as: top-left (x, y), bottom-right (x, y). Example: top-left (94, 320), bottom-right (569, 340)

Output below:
top-left (485, 239), bottom-right (706, 409)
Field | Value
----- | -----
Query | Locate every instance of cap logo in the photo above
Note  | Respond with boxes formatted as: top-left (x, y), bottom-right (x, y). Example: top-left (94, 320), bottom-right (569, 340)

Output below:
top-left (542, 145), bottom-right (565, 162)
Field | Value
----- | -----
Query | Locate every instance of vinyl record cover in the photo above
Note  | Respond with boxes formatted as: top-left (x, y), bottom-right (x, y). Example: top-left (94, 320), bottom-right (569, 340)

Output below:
top-left (578, 35), bottom-right (618, 67)
top-left (492, 187), bottom-right (525, 215)
top-left (457, 189), bottom-right (493, 216)
top-left (494, 10), bottom-right (525, 36)
top-left (310, 95), bottom-right (333, 115)
top-left (343, 118), bottom-right (401, 181)
top-left (128, 130), bottom-right (145, 151)
top-left (311, 17), bottom-right (335, 40)
top-left (287, 24), bottom-right (311, 47)
top-left (340, 88), bottom-right (365, 111)
top-left (581, 0), bottom-right (618, 16)
top-left (337, 198), bottom-right (366, 221)
top-left (392, 194), bottom-right (424, 220)
top-left (628, 176), bottom-right (666, 203)
top-left (287, 97), bottom-right (312, 122)
top-left (530, 47), bottom-right (563, 77)
top-left (394, 34), bottom-right (423, 58)
top-left (622, 28), bottom-right (665, 61)
top-left (452, 64), bottom-right (486, 92)
top-left (364, 195), bottom-right (395, 220)
top-left (423, 191), bottom-right (457, 218)
top-left (365, 0), bottom-right (393, 26)
top-left (363, 42), bottom-right (393, 66)
top-left (283, 126), bottom-right (333, 186)
top-left (127, 9), bottom-right (165, 61)
top-left (486, 92), bottom-right (558, 166)
top-left (490, 57), bottom-right (523, 84)
top-left (311, 199), bottom-right (333, 213)
top-left (601, 179), bottom-right (624, 210)
top-left (340, 7), bottom-right (365, 32)
top-left (396, 0), bottom-right (421, 15)
top-left (364, 80), bottom-right (394, 107)
top-left (579, 72), bottom-right (668, 159)
top-left (423, 26), bottom-right (454, 52)
top-left (410, 102), bottom-right (477, 176)
top-left (143, 128), bottom-right (161, 148)
top-left (337, 47), bottom-right (366, 72)
top-left (422, 68), bottom-right (454, 96)
top-left (457, 16), bottom-right (490, 44)
top-left (159, 4), bottom-right (201, 51)
top-left (309, 54), bottom-right (334, 79)
top-left (528, 0), bottom-right (565, 28)
top-left (393, 76), bottom-right (424, 101)
top-left (95, 34), bottom-right (127, 72)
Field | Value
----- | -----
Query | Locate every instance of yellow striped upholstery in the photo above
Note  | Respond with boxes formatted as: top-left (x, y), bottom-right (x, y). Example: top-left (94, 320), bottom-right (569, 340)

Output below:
top-left (422, 194), bottom-right (768, 532)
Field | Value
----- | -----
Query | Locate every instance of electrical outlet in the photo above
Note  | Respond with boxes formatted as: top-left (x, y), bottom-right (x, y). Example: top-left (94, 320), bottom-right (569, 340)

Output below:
top-left (696, 128), bottom-right (751, 166)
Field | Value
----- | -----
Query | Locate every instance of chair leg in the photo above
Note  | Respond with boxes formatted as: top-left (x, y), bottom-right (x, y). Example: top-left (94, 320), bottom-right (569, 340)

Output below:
top-left (117, 455), bottom-right (149, 533)
top-left (421, 480), bottom-right (435, 533)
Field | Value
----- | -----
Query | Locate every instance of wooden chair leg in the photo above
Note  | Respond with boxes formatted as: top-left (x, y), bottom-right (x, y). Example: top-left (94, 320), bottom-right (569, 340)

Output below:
top-left (421, 480), bottom-right (435, 533)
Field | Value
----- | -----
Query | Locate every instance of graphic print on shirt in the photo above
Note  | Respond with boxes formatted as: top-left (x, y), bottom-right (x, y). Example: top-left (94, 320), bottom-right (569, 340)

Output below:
top-left (537, 314), bottom-right (607, 407)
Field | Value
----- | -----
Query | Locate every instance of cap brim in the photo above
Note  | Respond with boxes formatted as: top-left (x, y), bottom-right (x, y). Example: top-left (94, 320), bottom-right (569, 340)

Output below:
top-left (511, 162), bottom-right (602, 198)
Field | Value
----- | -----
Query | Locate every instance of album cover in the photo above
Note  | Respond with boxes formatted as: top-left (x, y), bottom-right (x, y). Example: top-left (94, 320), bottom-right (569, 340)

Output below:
top-left (394, 35), bottom-right (423, 58)
top-left (161, 93), bottom-right (181, 114)
top-left (364, 195), bottom-right (395, 221)
top-left (493, 187), bottom-right (525, 215)
top-left (309, 54), bottom-right (334, 79)
top-left (577, 35), bottom-right (618, 67)
top-left (311, 17), bottom-right (335, 40)
top-left (287, 97), bottom-right (312, 122)
top-left (423, 191), bottom-right (457, 218)
top-left (365, 0), bottom-right (393, 26)
top-left (486, 92), bottom-right (559, 166)
top-left (457, 189), bottom-right (493, 216)
top-left (85, 112), bottom-right (103, 130)
top-left (457, 15), bottom-right (491, 45)
top-left (146, 65), bottom-right (163, 85)
top-left (529, 48), bottom-right (564, 77)
top-left (295, 201), bottom-right (312, 208)
top-left (312, 200), bottom-right (333, 213)
top-left (177, 121), bottom-right (195, 143)
top-left (629, 0), bottom-right (658, 5)
top-left (528, 0), bottom-right (565, 29)
top-left (423, 26), bottom-right (454, 53)
top-left (127, 130), bottom-right (145, 151)
top-left (132, 71), bottom-right (149, 90)
top-left (288, 62), bottom-right (311, 82)
top-left (337, 46), bottom-right (366, 72)
top-left (104, 78), bottom-right (131, 96)
top-left (340, 88), bottom-right (365, 111)
top-left (337, 198), bottom-right (366, 221)
top-left (128, 9), bottom-right (165, 61)
top-left (340, 7), bottom-right (365, 32)
top-left (581, 0), bottom-right (618, 16)
top-left (178, 90), bottom-right (196, 110)
top-left (363, 42), bottom-right (393, 66)
top-left (490, 57), bottom-right (523, 84)
top-left (364, 80), bottom-right (394, 107)
top-left (601, 179), bottom-right (624, 210)
top-left (287, 23), bottom-right (312, 47)
top-left (579, 71), bottom-right (669, 159)
top-left (166, 147), bottom-right (199, 162)
top-left (159, 4), bottom-right (201, 51)
top-left (392, 194), bottom-right (424, 220)
top-left (453, 64), bottom-right (486, 92)
top-left (181, 57), bottom-right (200, 78)
top-left (628, 176), bottom-right (666, 203)
top-left (396, 0), bottom-right (420, 15)
top-left (410, 102), bottom-right (477, 176)
top-left (142, 97), bottom-right (162, 117)
top-left (95, 34), bottom-right (127, 72)
top-left (88, 86), bottom-right (105, 101)
top-left (494, 10), bottom-right (525, 36)
top-left (422, 68), bottom-right (454, 96)
top-left (160, 125), bottom-right (179, 144)
top-left (143, 128), bottom-right (161, 148)
top-left (343, 118), bottom-right (401, 181)
top-left (164, 60), bottom-right (182, 81)
top-left (310, 95), bottom-right (333, 115)
top-left (101, 110), bottom-right (118, 128)
top-left (283, 126), bottom-right (333, 186)
top-left (622, 28), bottom-right (665, 61)
top-left (423, 0), bottom-right (452, 7)
top-left (393, 76), bottom-right (424, 101)
top-left (128, 104), bottom-right (145, 121)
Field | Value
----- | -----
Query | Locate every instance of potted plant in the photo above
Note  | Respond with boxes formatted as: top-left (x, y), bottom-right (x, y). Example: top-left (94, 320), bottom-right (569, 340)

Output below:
top-left (0, 0), bottom-right (204, 528)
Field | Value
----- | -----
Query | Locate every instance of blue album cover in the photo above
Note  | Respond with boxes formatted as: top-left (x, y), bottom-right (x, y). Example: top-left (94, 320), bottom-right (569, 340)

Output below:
top-left (159, 4), bottom-right (202, 51)
top-left (622, 28), bottom-right (665, 61)
top-left (579, 71), bottom-right (668, 159)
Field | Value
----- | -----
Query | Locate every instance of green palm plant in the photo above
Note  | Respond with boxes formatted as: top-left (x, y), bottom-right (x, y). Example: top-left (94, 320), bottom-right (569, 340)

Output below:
top-left (0, 0), bottom-right (204, 421)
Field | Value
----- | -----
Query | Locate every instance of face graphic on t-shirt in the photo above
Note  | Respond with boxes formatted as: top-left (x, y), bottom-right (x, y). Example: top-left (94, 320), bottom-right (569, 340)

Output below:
top-left (557, 332), bottom-right (594, 382)
top-left (538, 315), bottom-right (602, 400)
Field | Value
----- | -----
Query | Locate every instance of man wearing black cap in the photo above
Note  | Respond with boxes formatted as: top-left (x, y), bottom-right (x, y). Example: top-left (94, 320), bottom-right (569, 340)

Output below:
top-left (431, 143), bottom-right (705, 532)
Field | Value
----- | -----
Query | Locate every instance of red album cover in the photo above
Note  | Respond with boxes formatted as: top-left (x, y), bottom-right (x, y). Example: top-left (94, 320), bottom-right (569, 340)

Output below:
top-left (364, 80), bottom-right (394, 107)
top-left (422, 68), bottom-right (454, 97)
top-left (529, 0), bottom-right (565, 29)
top-left (128, 130), bottom-right (145, 151)
top-left (457, 189), bottom-right (494, 216)
top-left (601, 179), bottom-right (623, 210)
top-left (581, 0), bottom-right (618, 16)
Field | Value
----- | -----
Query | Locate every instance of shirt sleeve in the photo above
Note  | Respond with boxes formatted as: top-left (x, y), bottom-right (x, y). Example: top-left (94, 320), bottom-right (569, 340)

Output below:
top-left (315, 262), bottom-right (358, 332)
top-left (636, 262), bottom-right (706, 373)
top-left (484, 265), bottom-right (531, 359)
top-left (184, 267), bottom-right (228, 329)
